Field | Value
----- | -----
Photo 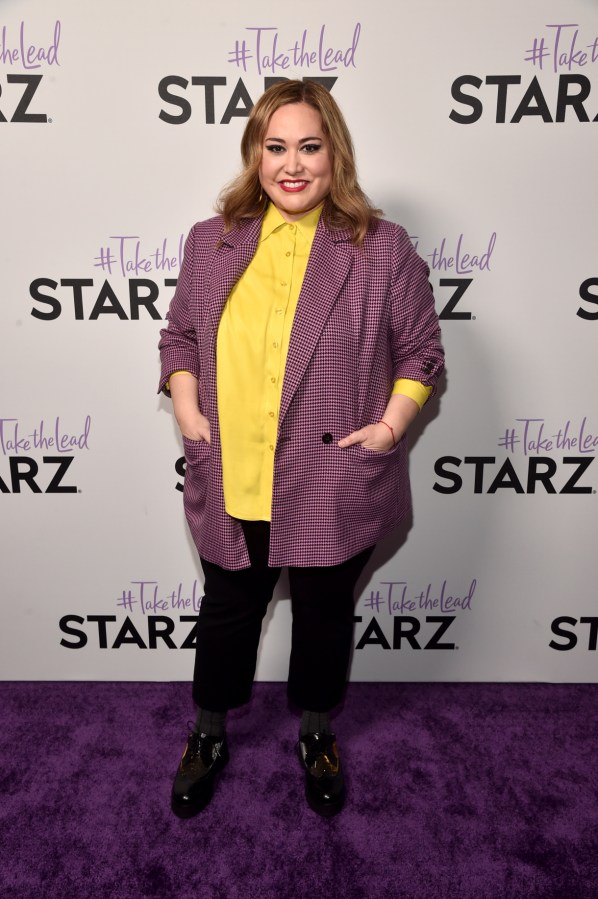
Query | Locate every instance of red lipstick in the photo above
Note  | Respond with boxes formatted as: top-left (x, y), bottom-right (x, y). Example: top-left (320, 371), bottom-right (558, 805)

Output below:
top-left (278, 180), bottom-right (309, 192)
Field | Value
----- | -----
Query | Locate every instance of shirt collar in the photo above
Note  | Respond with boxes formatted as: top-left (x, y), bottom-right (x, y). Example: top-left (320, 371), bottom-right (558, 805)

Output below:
top-left (260, 203), bottom-right (323, 243)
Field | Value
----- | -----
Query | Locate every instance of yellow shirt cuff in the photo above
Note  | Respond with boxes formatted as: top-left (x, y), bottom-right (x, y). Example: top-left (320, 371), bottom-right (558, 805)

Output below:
top-left (165, 370), bottom-right (194, 392)
top-left (391, 378), bottom-right (432, 411)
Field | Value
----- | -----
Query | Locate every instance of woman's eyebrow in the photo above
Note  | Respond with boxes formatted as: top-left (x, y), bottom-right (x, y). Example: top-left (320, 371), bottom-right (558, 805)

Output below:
top-left (264, 135), bottom-right (322, 143)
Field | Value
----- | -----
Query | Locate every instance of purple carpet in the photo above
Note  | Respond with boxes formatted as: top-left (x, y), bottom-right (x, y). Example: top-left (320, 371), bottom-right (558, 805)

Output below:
top-left (1, 682), bottom-right (597, 898)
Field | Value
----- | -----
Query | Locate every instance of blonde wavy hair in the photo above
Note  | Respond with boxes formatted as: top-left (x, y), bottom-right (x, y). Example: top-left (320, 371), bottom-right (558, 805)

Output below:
top-left (216, 80), bottom-right (382, 245)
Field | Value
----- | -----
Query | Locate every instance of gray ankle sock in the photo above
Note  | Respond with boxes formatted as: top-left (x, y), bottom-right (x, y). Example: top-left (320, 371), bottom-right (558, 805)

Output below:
top-left (193, 707), bottom-right (227, 738)
top-left (300, 710), bottom-right (332, 736)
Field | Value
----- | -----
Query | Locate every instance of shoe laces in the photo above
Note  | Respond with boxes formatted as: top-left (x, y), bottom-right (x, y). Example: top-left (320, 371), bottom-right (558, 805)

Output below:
top-left (301, 733), bottom-right (340, 775)
top-left (185, 726), bottom-right (224, 762)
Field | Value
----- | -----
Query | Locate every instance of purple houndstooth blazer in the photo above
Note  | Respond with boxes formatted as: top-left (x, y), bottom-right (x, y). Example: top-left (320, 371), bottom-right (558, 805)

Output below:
top-left (158, 212), bottom-right (444, 570)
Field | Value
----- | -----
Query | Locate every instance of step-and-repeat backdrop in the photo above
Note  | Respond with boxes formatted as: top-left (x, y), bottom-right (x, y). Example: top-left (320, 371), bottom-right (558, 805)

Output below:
top-left (2, 0), bottom-right (597, 682)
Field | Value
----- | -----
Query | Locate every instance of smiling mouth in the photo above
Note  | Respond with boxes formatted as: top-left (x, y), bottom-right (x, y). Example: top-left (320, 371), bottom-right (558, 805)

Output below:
top-left (278, 181), bottom-right (309, 192)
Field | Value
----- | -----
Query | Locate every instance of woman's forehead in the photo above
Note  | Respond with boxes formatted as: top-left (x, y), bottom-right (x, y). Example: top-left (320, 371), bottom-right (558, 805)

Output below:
top-left (265, 102), bottom-right (324, 136)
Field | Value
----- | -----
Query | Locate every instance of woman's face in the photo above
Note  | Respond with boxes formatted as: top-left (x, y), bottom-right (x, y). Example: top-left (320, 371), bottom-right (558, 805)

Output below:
top-left (258, 102), bottom-right (332, 222)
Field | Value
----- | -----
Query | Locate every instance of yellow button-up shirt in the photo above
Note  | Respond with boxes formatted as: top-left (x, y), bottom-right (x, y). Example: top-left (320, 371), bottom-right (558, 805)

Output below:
top-left (216, 203), bottom-right (319, 520)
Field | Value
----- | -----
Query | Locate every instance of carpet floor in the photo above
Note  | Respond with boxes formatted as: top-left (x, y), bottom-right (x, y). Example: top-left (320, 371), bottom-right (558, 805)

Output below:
top-left (1, 682), bottom-right (597, 899)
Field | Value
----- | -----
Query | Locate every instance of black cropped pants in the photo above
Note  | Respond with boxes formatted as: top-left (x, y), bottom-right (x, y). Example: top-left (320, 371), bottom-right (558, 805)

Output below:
top-left (192, 521), bottom-right (374, 713)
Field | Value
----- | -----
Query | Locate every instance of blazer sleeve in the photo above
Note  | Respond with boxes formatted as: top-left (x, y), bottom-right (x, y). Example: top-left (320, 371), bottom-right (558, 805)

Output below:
top-left (157, 225), bottom-right (200, 395)
top-left (389, 224), bottom-right (444, 397)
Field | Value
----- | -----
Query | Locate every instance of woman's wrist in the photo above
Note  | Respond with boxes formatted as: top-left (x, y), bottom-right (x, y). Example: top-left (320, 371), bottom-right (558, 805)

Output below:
top-left (177, 410), bottom-right (210, 442)
top-left (174, 402), bottom-right (202, 426)
top-left (380, 393), bottom-right (420, 439)
top-left (379, 419), bottom-right (395, 446)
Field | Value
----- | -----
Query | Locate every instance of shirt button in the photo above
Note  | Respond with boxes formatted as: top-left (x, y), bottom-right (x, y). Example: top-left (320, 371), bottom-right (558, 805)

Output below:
top-left (280, 281), bottom-right (287, 287)
top-left (270, 377), bottom-right (276, 383)
top-left (269, 444), bottom-right (274, 451)
top-left (272, 341), bottom-right (278, 348)
top-left (322, 433), bottom-right (333, 444)
top-left (275, 308), bottom-right (283, 315)
top-left (288, 224), bottom-right (295, 231)
top-left (269, 411), bottom-right (275, 418)
top-left (285, 251), bottom-right (291, 257)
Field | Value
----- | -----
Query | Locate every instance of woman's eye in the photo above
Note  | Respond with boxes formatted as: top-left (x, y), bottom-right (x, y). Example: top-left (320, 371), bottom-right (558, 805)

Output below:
top-left (302, 144), bottom-right (321, 153)
top-left (266, 144), bottom-right (284, 153)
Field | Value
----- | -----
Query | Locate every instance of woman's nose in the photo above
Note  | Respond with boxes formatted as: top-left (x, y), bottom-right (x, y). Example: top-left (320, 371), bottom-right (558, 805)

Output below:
top-left (284, 150), bottom-right (304, 174)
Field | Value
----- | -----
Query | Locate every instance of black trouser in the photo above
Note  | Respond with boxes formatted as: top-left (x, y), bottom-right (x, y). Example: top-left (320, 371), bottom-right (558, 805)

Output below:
top-left (192, 521), bottom-right (374, 713)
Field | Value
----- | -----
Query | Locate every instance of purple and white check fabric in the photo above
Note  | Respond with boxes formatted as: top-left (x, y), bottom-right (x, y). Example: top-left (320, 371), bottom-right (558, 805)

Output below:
top-left (159, 214), bottom-right (444, 569)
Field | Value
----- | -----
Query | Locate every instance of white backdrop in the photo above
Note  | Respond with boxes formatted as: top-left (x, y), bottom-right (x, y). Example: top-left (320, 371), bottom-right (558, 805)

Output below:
top-left (1, 0), bottom-right (597, 682)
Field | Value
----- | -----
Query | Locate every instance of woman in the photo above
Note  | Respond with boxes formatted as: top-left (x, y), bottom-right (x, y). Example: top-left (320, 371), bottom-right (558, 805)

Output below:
top-left (159, 80), bottom-right (444, 819)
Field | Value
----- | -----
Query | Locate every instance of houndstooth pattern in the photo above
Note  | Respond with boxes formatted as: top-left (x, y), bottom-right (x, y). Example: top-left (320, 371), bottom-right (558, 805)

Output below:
top-left (159, 214), bottom-right (444, 569)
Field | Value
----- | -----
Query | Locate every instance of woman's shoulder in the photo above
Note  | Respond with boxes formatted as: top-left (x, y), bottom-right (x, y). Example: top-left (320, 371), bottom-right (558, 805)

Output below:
top-left (364, 216), bottom-right (411, 250)
top-left (188, 215), bottom-right (263, 248)
top-left (367, 216), bottom-right (409, 238)
top-left (188, 214), bottom-right (226, 239)
top-left (182, 216), bottom-right (228, 260)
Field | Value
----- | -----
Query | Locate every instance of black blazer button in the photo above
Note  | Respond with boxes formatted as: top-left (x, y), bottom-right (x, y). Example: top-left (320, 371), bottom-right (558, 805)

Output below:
top-left (423, 360), bottom-right (434, 374)
top-left (322, 433), bottom-right (333, 444)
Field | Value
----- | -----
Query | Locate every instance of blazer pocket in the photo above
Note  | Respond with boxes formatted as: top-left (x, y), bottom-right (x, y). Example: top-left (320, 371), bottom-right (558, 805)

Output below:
top-left (182, 436), bottom-right (210, 520)
top-left (182, 435), bottom-right (210, 466)
top-left (343, 442), bottom-right (402, 523)
top-left (353, 440), bottom-right (402, 461)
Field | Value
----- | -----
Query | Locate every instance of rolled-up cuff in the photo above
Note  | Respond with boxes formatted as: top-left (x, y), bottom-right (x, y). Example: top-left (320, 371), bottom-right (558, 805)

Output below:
top-left (158, 360), bottom-right (199, 396)
top-left (163, 369), bottom-right (194, 394)
top-left (391, 378), bottom-right (433, 410)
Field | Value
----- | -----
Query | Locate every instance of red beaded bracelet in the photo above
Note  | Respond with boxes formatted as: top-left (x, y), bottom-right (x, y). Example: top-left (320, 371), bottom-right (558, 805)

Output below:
top-left (379, 420), bottom-right (395, 446)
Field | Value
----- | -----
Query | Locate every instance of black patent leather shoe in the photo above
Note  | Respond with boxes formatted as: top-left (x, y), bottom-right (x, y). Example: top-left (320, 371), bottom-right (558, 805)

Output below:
top-left (171, 730), bottom-right (229, 818)
top-left (297, 732), bottom-right (345, 817)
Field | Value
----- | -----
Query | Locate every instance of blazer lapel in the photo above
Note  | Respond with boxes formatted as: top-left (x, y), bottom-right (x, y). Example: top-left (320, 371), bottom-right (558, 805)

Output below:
top-left (205, 217), bottom-right (263, 336)
top-left (279, 219), bottom-right (354, 424)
